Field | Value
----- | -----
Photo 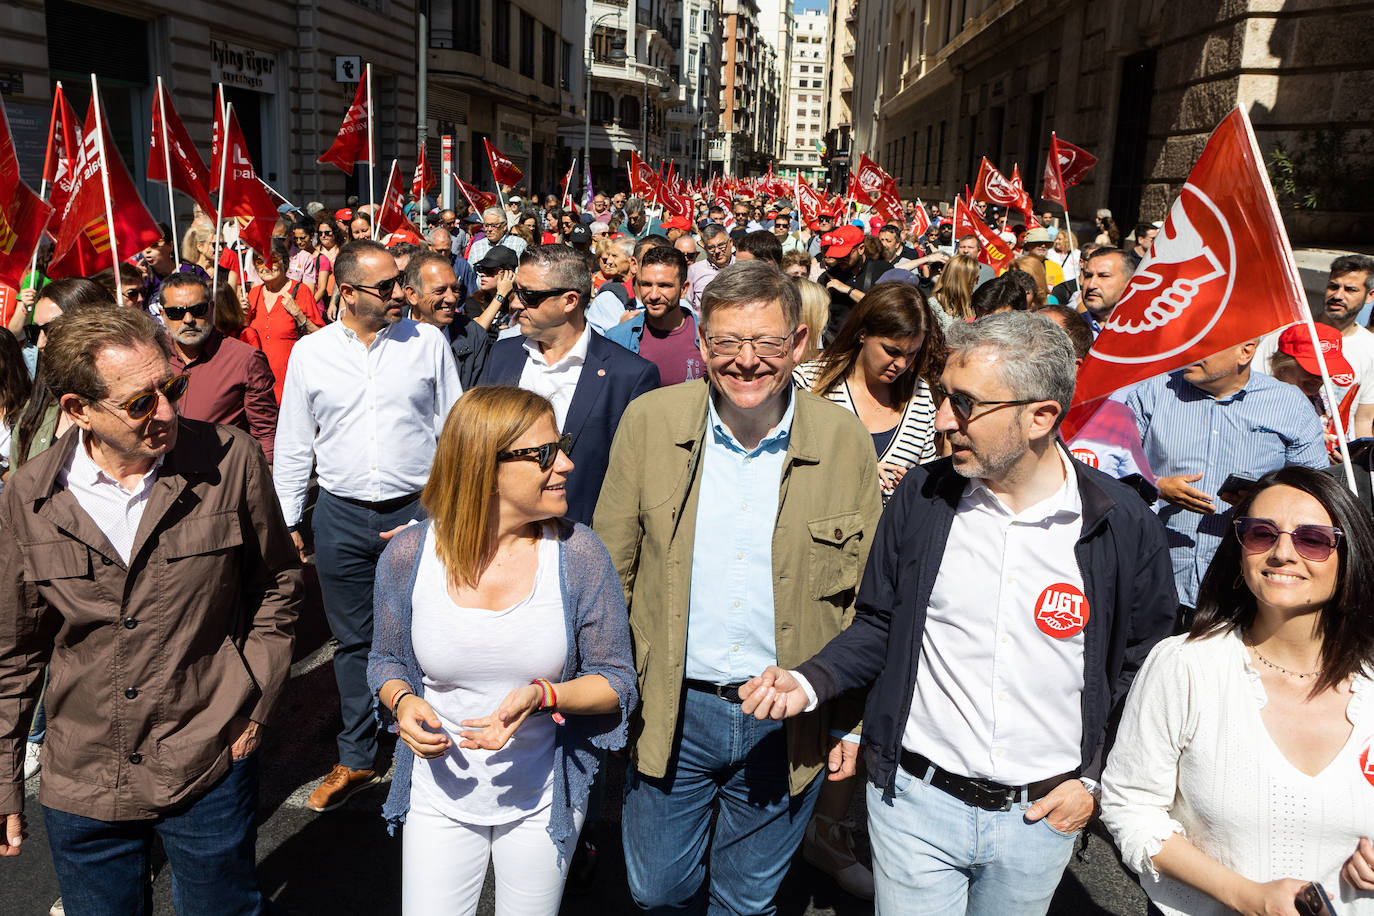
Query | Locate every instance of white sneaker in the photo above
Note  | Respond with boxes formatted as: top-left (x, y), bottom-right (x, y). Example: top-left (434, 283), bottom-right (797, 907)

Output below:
top-left (49, 899), bottom-right (64, 916)
top-left (23, 742), bottom-right (41, 780)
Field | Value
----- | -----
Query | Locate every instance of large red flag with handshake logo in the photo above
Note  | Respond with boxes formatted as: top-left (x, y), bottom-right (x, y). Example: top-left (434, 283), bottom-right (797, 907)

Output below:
top-left (973, 157), bottom-right (1034, 217)
top-left (484, 138), bottom-right (523, 189)
top-left (148, 81), bottom-right (216, 222)
top-left (319, 73), bottom-right (370, 175)
top-left (795, 175), bottom-right (826, 226)
top-left (454, 176), bottom-right (498, 215)
top-left (954, 196), bottom-right (1014, 272)
top-left (627, 151), bottom-right (660, 201)
top-left (1041, 133), bottom-right (1097, 208)
top-left (1064, 107), bottom-right (1304, 435)
top-left (0, 96), bottom-right (55, 289)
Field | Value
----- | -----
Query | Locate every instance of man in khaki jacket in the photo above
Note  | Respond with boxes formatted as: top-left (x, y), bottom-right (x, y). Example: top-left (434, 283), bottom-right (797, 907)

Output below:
top-left (0, 305), bottom-right (301, 913)
top-left (594, 260), bottom-right (881, 914)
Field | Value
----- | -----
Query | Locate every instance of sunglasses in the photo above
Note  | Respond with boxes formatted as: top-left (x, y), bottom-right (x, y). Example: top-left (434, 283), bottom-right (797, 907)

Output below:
top-left (99, 373), bottom-right (191, 422)
top-left (23, 321), bottom-right (53, 346)
top-left (942, 392), bottom-right (1040, 422)
top-left (1234, 517), bottom-right (1344, 562)
top-left (163, 301), bottom-right (210, 321)
top-left (319, 229), bottom-right (335, 237)
top-left (497, 433), bottom-right (572, 471)
top-left (348, 272), bottom-right (406, 298)
top-left (513, 286), bottom-right (575, 307)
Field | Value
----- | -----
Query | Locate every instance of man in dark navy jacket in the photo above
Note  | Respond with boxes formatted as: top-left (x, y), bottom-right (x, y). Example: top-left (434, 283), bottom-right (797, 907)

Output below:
top-left (741, 312), bottom-right (1175, 915)
top-left (479, 244), bottom-right (659, 524)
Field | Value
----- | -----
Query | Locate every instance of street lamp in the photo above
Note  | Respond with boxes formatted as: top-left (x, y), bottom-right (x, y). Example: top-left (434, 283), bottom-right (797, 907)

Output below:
top-left (584, 13), bottom-right (626, 190)
top-left (636, 65), bottom-right (668, 157)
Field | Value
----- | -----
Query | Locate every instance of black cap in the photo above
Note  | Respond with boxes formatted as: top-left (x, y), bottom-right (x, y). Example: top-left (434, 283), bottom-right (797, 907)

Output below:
top-left (568, 224), bottom-right (591, 245)
top-left (475, 245), bottom-right (519, 271)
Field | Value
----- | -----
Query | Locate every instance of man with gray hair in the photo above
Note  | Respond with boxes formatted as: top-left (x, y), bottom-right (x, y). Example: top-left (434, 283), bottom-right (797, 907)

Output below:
top-left (478, 244), bottom-right (658, 523)
top-left (686, 223), bottom-right (735, 314)
top-left (623, 196), bottom-right (663, 240)
top-left (466, 205), bottom-right (528, 264)
top-left (738, 311), bottom-right (1176, 914)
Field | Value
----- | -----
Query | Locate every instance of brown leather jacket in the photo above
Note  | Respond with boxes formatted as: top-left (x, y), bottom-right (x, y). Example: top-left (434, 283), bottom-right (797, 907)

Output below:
top-left (0, 420), bottom-right (302, 821)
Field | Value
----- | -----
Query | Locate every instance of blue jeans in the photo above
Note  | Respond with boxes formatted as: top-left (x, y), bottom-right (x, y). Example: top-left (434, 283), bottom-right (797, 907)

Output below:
top-left (867, 764), bottom-right (1079, 916)
top-left (43, 753), bottom-right (263, 916)
top-left (312, 489), bottom-right (422, 770)
top-left (622, 688), bottom-right (822, 915)
top-left (28, 666), bottom-right (47, 743)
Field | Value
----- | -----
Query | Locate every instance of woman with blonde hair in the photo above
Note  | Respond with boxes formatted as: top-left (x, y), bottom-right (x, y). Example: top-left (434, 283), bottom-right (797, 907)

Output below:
top-left (930, 253), bottom-right (979, 322)
top-left (369, 386), bottom-right (636, 916)
top-left (1010, 254), bottom-right (1049, 308)
top-left (1051, 227), bottom-right (1080, 282)
top-left (794, 277), bottom-right (831, 363)
top-left (181, 224), bottom-right (217, 274)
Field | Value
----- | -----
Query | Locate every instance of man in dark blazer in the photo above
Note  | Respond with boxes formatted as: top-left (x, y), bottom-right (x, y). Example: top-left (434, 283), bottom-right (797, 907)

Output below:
top-left (480, 244), bottom-right (659, 524)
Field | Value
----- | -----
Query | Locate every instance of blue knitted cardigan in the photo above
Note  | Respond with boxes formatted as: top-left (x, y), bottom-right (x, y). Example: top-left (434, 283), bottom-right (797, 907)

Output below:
top-left (366, 518), bottom-right (638, 864)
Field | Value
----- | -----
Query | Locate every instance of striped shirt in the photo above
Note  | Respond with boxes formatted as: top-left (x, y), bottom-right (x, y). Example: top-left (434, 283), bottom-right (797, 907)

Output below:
top-left (793, 360), bottom-right (938, 501)
top-left (1126, 369), bottom-right (1327, 607)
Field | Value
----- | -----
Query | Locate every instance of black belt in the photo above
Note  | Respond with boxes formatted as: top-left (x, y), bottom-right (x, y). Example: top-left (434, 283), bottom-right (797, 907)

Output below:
top-left (326, 490), bottom-right (423, 514)
top-left (899, 749), bottom-right (1079, 812)
top-left (684, 679), bottom-right (748, 704)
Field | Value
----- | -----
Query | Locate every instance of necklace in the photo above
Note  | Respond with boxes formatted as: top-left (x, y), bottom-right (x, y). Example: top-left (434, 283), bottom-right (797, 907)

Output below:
top-left (1250, 644), bottom-right (1322, 680)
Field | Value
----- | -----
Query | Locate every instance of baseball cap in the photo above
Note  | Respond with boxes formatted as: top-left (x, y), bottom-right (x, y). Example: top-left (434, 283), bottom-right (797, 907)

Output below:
top-left (662, 214), bottom-right (692, 231)
top-left (509, 195), bottom-right (523, 205)
top-left (1022, 227), bottom-right (1053, 245)
top-left (462, 211), bottom-right (483, 224)
top-left (869, 217), bottom-right (886, 233)
top-left (475, 246), bottom-right (519, 272)
top-left (335, 208), bottom-right (353, 222)
top-left (1278, 324), bottom-right (1355, 384)
top-left (568, 224), bottom-right (592, 244)
top-left (818, 225), bottom-right (865, 259)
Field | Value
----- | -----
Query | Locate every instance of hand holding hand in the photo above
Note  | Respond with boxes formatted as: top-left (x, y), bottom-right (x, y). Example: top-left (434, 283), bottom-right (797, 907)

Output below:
top-left (738, 666), bottom-right (810, 721)
top-left (458, 684), bottom-right (543, 751)
top-left (1343, 836), bottom-right (1374, 891)
top-left (1024, 779), bottom-right (1095, 834)
top-left (1157, 473), bottom-right (1215, 514)
top-left (878, 463), bottom-right (908, 492)
top-left (396, 694), bottom-right (452, 759)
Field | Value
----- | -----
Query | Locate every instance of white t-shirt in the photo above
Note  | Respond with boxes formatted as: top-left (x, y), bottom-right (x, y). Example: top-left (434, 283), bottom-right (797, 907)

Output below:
top-left (408, 525), bottom-right (568, 825)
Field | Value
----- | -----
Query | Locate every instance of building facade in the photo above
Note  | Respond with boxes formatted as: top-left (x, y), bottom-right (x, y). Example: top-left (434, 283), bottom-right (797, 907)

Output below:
top-left (711, 0), bottom-right (781, 176)
top-left (2, 0), bottom-right (418, 221)
top-left (869, 0), bottom-right (1374, 240)
top-left (780, 8), bottom-right (828, 182)
top-left (822, 0), bottom-right (857, 191)
top-left (664, 0), bottom-right (723, 179)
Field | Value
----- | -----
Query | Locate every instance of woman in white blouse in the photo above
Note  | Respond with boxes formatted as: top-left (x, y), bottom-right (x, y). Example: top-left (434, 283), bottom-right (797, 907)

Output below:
top-left (1101, 466), bottom-right (1374, 916)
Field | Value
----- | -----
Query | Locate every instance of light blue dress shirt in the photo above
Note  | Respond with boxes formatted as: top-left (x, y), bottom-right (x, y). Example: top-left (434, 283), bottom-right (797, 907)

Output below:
top-left (685, 390), bottom-right (795, 684)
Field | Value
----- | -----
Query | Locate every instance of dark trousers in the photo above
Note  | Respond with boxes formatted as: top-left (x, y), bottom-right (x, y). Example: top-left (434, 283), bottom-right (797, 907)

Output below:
top-left (312, 489), bottom-right (421, 770)
top-left (44, 754), bottom-right (263, 916)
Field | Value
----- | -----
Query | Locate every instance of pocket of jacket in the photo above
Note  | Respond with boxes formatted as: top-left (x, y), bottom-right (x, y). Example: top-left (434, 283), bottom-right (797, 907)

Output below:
top-left (21, 540), bottom-right (92, 582)
top-left (806, 512), bottom-right (865, 600)
top-left (162, 511), bottom-right (244, 561)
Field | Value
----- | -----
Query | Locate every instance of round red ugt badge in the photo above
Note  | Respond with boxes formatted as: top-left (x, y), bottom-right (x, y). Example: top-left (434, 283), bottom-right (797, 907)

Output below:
top-left (1361, 739), bottom-right (1374, 789)
top-left (1034, 583), bottom-right (1089, 638)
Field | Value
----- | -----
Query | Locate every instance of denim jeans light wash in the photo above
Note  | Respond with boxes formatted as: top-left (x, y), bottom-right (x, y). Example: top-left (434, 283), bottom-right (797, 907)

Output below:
top-left (867, 762), bottom-right (1079, 916)
top-left (43, 753), bottom-right (264, 916)
top-left (622, 687), bottom-right (823, 915)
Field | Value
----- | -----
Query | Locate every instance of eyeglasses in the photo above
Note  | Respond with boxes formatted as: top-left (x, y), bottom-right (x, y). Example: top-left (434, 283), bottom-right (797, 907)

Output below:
top-left (124, 288), bottom-right (146, 302)
top-left (705, 332), bottom-right (794, 358)
top-left (348, 272), bottom-right (406, 299)
top-left (98, 373), bottom-right (191, 422)
top-left (513, 286), bottom-right (576, 307)
top-left (941, 392), bottom-right (1041, 422)
top-left (162, 301), bottom-right (210, 321)
top-left (483, 222), bottom-right (505, 231)
top-left (1234, 517), bottom-right (1344, 562)
top-left (704, 241), bottom-right (731, 254)
top-left (497, 433), bottom-right (572, 471)
top-left (23, 321), bottom-right (53, 346)
top-left (293, 234), bottom-right (312, 243)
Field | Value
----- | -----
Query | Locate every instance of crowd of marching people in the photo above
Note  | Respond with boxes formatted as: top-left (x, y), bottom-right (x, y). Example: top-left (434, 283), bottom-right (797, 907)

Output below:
top-left (2, 177), bottom-right (1373, 916)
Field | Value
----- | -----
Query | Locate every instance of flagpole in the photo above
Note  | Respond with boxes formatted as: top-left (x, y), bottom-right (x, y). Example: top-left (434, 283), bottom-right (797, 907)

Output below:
top-left (212, 88), bottom-right (230, 307)
top-left (366, 63), bottom-right (376, 239)
top-left (90, 74), bottom-right (124, 307)
top-left (155, 77), bottom-right (181, 266)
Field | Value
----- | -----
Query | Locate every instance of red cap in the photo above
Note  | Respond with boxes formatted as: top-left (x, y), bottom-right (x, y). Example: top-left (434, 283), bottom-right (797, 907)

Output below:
top-left (1278, 324), bottom-right (1355, 385)
top-left (818, 225), bottom-right (865, 258)
top-left (869, 217), bottom-right (886, 232)
top-left (662, 214), bottom-right (691, 231)
top-left (335, 208), bottom-right (353, 222)
top-left (766, 210), bottom-right (778, 219)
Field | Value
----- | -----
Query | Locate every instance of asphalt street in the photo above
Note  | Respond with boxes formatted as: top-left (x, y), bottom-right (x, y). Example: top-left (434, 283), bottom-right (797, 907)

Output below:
top-left (3, 569), bottom-right (1150, 916)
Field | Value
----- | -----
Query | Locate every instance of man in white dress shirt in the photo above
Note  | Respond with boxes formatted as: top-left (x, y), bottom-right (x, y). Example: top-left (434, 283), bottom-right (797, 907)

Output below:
top-left (739, 312), bottom-right (1176, 914)
top-left (273, 239), bottom-right (462, 812)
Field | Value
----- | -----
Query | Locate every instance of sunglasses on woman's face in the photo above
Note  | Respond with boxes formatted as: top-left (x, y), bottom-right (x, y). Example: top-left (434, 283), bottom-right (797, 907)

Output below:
top-left (496, 433), bottom-right (572, 471)
top-left (23, 321), bottom-right (53, 346)
top-left (1233, 517), bottom-right (1344, 562)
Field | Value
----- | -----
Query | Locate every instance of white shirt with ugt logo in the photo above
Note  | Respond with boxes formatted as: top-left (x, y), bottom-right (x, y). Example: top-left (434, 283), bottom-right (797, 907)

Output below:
top-left (902, 446), bottom-right (1088, 785)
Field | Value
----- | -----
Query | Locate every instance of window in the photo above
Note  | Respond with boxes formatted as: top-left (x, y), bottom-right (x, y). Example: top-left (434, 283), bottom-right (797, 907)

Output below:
top-left (437, 0), bottom-right (481, 53)
top-left (690, 10), bottom-right (697, 31)
top-left (593, 27), bottom-right (626, 64)
top-left (619, 95), bottom-right (640, 129)
top-left (492, 0), bottom-right (510, 66)
top-left (689, 48), bottom-right (697, 73)
top-left (519, 12), bottom-right (535, 78)
top-left (590, 90), bottom-right (615, 122)
top-left (542, 25), bottom-right (556, 87)
top-left (561, 40), bottom-right (572, 88)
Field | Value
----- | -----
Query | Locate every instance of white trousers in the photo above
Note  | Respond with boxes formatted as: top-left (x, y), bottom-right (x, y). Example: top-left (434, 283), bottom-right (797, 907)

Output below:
top-left (401, 805), bottom-right (586, 916)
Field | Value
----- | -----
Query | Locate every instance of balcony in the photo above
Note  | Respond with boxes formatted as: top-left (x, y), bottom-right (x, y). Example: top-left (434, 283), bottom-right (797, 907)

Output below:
top-left (842, 44), bottom-right (854, 59)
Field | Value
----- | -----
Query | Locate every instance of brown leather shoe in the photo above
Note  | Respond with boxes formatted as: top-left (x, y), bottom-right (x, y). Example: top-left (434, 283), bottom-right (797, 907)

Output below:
top-left (306, 763), bottom-right (380, 812)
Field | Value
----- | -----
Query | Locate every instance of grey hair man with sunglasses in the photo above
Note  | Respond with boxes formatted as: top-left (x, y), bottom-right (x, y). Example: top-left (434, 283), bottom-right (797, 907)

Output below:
top-left (0, 304), bottom-right (302, 912)
top-left (736, 311), bottom-right (1177, 915)
top-left (273, 239), bottom-right (461, 813)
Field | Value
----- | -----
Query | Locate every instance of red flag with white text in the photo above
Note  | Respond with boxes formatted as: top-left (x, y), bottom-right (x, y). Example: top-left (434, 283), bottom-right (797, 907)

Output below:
top-left (973, 157), bottom-right (1033, 216)
top-left (214, 103), bottom-right (280, 266)
top-left (411, 141), bottom-right (434, 200)
top-left (0, 95), bottom-right (55, 289)
top-left (1064, 107), bottom-right (1304, 434)
top-left (627, 151), bottom-right (660, 201)
top-left (909, 201), bottom-right (931, 239)
top-left (853, 154), bottom-right (893, 206)
top-left (953, 196), bottom-right (1014, 272)
top-left (484, 138), bottom-right (523, 188)
top-left (1042, 133), bottom-right (1067, 208)
top-left (42, 84), bottom-right (83, 218)
top-left (148, 81), bottom-right (216, 222)
top-left (378, 161), bottom-right (418, 235)
top-left (796, 175), bottom-right (826, 225)
top-left (318, 73), bottom-right (370, 175)
top-left (1052, 134), bottom-right (1097, 188)
top-left (454, 176), bottom-right (498, 214)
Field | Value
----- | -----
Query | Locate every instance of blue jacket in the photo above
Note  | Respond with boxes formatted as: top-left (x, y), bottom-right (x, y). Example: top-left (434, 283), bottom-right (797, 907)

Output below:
top-left (367, 520), bottom-right (637, 863)
top-left (601, 306), bottom-right (698, 355)
top-left (479, 330), bottom-right (660, 524)
top-left (795, 451), bottom-right (1177, 795)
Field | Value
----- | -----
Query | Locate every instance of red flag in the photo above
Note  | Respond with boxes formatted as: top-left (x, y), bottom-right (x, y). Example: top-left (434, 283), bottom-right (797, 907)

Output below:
top-left (660, 183), bottom-right (693, 222)
top-left (853, 154), bottom-right (893, 206)
top-left (953, 196), bottom-right (1014, 271)
top-left (973, 157), bottom-right (1033, 216)
top-left (484, 138), bottom-right (523, 188)
top-left (48, 95), bottom-right (160, 280)
top-left (627, 151), bottom-right (660, 201)
top-left (411, 141), bottom-right (434, 200)
top-left (318, 73), bottom-right (370, 175)
top-left (41, 84), bottom-right (82, 218)
top-left (215, 103), bottom-right (280, 266)
top-left (1065, 107), bottom-right (1304, 431)
top-left (796, 175), bottom-right (826, 225)
top-left (1052, 135), bottom-right (1097, 188)
top-left (559, 156), bottom-right (579, 213)
top-left (148, 81), bottom-right (216, 221)
top-left (908, 202), bottom-right (931, 239)
top-left (454, 175), bottom-right (498, 214)
top-left (1042, 133), bottom-right (1067, 208)
top-left (377, 161), bottom-right (418, 236)
top-left (0, 95), bottom-right (55, 289)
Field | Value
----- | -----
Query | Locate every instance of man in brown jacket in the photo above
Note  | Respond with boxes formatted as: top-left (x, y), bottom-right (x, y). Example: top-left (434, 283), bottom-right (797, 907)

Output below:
top-left (0, 305), bottom-right (301, 914)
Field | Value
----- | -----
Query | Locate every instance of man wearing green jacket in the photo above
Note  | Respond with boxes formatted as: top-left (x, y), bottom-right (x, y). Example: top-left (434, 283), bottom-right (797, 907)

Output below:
top-left (593, 260), bottom-right (882, 914)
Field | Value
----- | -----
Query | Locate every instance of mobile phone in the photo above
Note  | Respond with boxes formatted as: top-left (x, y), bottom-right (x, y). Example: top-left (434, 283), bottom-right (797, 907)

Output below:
top-left (1295, 881), bottom-right (1338, 916)
top-left (1218, 473), bottom-right (1257, 500)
